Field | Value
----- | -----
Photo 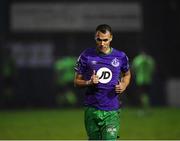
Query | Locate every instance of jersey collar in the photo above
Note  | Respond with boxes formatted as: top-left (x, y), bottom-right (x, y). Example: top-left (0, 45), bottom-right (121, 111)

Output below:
top-left (96, 47), bottom-right (113, 56)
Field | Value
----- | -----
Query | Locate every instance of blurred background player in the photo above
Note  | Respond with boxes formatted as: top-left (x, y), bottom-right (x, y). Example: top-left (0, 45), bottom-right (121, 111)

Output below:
top-left (0, 46), bottom-right (16, 108)
top-left (53, 56), bottom-right (79, 107)
top-left (132, 48), bottom-right (156, 114)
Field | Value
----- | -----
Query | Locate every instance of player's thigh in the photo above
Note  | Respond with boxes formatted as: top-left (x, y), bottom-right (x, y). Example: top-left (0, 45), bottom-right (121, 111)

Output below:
top-left (85, 119), bottom-right (101, 140)
top-left (84, 107), bottom-right (101, 140)
top-left (101, 111), bottom-right (120, 140)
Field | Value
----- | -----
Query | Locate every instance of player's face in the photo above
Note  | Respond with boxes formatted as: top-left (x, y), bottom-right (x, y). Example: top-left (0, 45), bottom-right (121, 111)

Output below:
top-left (95, 31), bottom-right (112, 54)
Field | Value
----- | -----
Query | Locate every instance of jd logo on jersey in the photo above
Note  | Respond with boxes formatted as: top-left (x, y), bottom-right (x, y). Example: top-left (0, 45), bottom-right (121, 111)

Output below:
top-left (97, 67), bottom-right (112, 84)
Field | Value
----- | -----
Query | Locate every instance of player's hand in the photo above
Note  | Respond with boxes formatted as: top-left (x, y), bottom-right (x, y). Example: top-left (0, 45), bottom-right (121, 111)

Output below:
top-left (115, 81), bottom-right (127, 94)
top-left (90, 70), bottom-right (99, 84)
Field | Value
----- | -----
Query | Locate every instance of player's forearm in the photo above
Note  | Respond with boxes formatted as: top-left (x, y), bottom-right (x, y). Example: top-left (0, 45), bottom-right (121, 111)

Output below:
top-left (74, 78), bottom-right (91, 87)
top-left (121, 70), bottom-right (131, 88)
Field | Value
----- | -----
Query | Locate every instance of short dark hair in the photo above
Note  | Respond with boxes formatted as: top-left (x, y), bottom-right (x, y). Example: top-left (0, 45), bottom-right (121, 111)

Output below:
top-left (96, 24), bottom-right (112, 34)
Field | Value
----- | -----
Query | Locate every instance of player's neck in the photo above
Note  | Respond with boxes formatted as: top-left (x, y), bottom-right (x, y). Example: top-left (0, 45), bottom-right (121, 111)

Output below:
top-left (97, 46), bottom-right (112, 55)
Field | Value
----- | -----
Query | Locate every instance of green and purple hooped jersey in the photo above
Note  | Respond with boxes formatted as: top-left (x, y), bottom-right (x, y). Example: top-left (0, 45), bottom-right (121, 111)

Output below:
top-left (75, 47), bottom-right (129, 111)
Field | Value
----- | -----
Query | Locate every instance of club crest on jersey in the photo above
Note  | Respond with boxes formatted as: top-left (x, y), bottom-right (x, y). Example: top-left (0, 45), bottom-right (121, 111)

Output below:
top-left (97, 67), bottom-right (112, 84)
top-left (111, 58), bottom-right (120, 67)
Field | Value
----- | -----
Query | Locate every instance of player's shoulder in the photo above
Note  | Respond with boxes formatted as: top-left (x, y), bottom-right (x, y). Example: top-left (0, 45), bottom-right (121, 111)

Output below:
top-left (80, 48), bottom-right (95, 56)
top-left (112, 48), bottom-right (127, 57)
top-left (78, 48), bottom-right (95, 61)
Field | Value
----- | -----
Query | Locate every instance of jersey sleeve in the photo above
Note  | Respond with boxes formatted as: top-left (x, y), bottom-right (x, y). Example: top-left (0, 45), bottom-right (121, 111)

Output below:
top-left (74, 51), bottom-right (88, 75)
top-left (121, 53), bottom-right (130, 73)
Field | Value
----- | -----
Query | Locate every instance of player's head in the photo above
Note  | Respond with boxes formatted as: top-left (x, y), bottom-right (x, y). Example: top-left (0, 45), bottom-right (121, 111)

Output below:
top-left (95, 24), bottom-right (113, 53)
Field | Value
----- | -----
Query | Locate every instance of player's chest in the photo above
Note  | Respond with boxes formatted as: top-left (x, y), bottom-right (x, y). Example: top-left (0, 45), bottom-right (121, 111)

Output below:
top-left (87, 56), bottom-right (122, 74)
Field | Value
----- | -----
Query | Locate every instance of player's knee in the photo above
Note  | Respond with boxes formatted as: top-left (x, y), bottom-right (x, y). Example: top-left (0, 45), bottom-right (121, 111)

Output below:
top-left (102, 126), bottom-right (119, 140)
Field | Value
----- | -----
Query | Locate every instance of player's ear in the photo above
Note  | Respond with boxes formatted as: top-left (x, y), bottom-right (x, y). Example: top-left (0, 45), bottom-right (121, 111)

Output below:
top-left (94, 31), bottom-right (98, 40)
top-left (94, 36), bottom-right (97, 41)
top-left (109, 35), bottom-right (113, 41)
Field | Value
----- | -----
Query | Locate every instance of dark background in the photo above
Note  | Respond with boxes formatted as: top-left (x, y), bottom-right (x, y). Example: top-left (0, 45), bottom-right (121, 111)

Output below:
top-left (0, 0), bottom-right (180, 108)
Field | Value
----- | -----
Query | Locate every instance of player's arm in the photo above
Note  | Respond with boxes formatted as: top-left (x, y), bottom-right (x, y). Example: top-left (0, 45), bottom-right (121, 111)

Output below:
top-left (115, 69), bottom-right (131, 94)
top-left (74, 73), bottom-right (90, 87)
top-left (74, 71), bottom-right (99, 87)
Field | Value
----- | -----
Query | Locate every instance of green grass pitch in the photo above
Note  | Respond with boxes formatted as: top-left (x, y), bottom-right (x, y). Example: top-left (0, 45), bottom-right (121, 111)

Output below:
top-left (0, 107), bottom-right (180, 140)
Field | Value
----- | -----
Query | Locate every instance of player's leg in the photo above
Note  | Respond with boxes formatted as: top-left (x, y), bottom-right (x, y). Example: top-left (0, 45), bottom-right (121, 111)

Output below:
top-left (101, 110), bottom-right (121, 140)
top-left (84, 107), bottom-right (101, 140)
